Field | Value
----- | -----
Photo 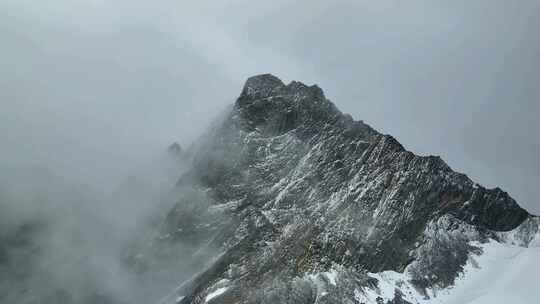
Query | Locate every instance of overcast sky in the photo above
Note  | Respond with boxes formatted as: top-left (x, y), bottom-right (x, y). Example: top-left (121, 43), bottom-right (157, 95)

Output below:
top-left (1, 0), bottom-right (539, 213)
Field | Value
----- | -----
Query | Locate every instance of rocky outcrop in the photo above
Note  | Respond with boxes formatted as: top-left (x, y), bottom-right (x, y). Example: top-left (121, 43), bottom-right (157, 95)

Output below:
top-left (150, 74), bottom-right (535, 304)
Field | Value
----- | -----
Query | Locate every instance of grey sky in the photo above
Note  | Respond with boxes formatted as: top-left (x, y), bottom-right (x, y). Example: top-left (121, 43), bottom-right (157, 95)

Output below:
top-left (1, 0), bottom-right (539, 213)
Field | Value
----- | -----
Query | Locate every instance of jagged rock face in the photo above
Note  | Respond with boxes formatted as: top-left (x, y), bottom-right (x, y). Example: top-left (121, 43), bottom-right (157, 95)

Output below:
top-left (156, 74), bottom-right (533, 304)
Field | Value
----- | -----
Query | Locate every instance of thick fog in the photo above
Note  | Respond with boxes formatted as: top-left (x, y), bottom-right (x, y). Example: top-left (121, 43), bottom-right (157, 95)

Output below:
top-left (1, 0), bottom-right (539, 302)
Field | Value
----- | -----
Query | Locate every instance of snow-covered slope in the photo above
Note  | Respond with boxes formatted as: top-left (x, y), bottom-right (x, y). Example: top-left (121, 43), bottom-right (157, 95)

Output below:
top-left (442, 240), bottom-right (540, 304)
top-left (444, 217), bottom-right (540, 304)
top-left (353, 219), bottom-right (540, 304)
top-left (296, 217), bottom-right (540, 304)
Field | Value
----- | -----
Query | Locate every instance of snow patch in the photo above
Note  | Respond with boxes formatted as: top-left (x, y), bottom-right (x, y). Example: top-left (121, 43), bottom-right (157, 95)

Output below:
top-left (356, 239), bottom-right (540, 304)
top-left (324, 268), bottom-right (338, 286)
top-left (205, 287), bottom-right (228, 302)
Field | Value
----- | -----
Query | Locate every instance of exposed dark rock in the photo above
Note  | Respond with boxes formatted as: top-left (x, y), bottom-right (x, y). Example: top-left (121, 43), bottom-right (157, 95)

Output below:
top-left (144, 74), bottom-right (535, 303)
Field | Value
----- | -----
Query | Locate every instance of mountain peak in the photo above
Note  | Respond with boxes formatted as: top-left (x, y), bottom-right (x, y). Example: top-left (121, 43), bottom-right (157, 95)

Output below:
top-left (239, 74), bottom-right (325, 102)
top-left (233, 75), bottom-right (345, 136)
top-left (240, 74), bottom-right (284, 98)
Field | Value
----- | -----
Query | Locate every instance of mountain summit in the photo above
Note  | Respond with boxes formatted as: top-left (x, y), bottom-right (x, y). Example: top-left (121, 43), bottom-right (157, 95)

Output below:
top-left (150, 75), bottom-right (538, 304)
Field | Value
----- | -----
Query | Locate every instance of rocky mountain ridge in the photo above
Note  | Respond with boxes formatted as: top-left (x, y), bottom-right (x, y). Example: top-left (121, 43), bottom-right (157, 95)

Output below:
top-left (150, 74), bottom-right (537, 304)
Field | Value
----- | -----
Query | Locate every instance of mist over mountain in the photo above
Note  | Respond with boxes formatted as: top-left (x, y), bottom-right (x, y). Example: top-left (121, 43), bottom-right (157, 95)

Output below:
top-left (1, 73), bottom-right (539, 303)
top-left (0, 140), bottom-right (188, 303)
top-left (2, 1), bottom-right (540, 216)
top-left (2, 2), bottom-right (540, 303)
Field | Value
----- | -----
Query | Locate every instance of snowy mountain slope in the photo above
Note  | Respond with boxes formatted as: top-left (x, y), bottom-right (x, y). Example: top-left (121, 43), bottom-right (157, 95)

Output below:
top-left (338, 217), bottom-right (540, 304)
top-left (442, 239), bottom-right (540, 304)
top-left (143, 74), bottom-right (538, 304)
top-left (346, 239), bottom-right (540, 304)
